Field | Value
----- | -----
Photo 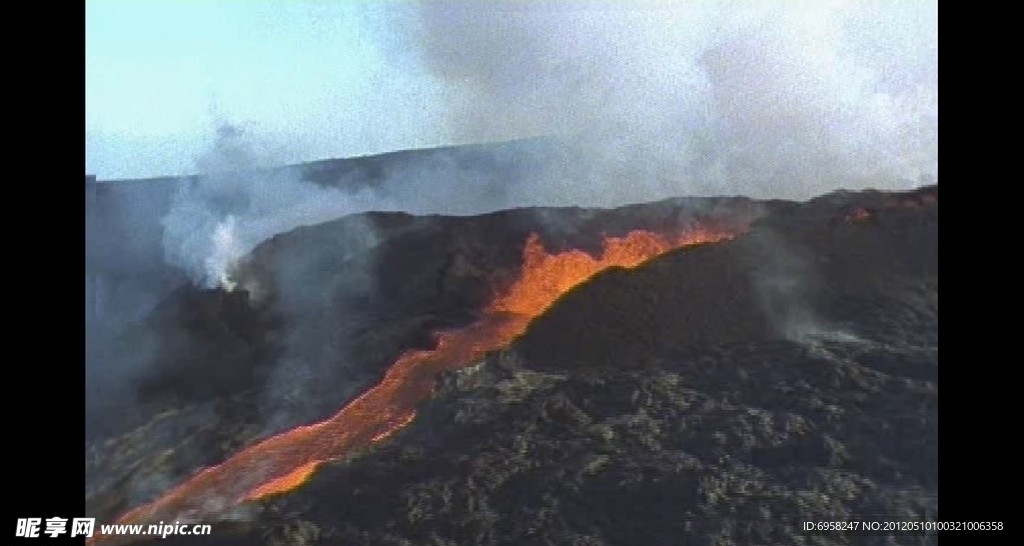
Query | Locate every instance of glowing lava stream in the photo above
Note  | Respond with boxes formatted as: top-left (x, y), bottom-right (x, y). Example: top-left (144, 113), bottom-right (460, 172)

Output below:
top-left (103, 228), bottom-right (735, 532)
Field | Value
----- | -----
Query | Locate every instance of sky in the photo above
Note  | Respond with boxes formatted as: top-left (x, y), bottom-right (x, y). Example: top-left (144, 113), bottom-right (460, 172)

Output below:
top-left (86, 0), bottom-right (937, 186)
top-left (86, 1), bottom-right (452, 179)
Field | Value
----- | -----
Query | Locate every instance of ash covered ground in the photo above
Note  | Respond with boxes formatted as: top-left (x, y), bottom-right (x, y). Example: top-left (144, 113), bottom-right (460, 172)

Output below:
top-left (86, 177), bottom-right (937, 545)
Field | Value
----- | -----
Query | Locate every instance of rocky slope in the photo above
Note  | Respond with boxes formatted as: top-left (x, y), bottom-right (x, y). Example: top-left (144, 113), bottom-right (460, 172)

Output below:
top-left (86, 185), bottom-right (937, 545)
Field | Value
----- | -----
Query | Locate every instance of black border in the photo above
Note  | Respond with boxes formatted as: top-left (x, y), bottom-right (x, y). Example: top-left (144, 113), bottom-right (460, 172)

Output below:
top-left (10, 1), bottom-right (85, 543)
top-left (934, 1), bottom-right (1014, 541)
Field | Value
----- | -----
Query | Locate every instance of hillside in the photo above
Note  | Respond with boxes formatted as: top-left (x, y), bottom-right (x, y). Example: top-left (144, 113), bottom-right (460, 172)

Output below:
top-left (86, 185), bottom-right (937, 546)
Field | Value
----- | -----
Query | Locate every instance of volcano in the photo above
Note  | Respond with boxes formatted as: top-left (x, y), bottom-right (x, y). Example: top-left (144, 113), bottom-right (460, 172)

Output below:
top-left (85, 161), bottom-right (937, 545)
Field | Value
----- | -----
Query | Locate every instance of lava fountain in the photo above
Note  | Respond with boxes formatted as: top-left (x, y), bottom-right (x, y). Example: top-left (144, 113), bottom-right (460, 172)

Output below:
top-left (97, 227), bottom-right (737, 540)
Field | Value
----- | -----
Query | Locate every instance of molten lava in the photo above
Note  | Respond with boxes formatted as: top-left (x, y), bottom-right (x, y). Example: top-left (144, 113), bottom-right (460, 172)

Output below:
top-left (98, 228), bottom-right (735, 538)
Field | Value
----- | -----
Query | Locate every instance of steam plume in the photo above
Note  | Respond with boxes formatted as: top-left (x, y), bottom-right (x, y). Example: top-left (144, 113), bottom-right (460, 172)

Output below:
top-left (160, 1), bottom-right (937, 289)
top-left (161, 124), bottom-right (393, 288)
top-left (403, 0), bottom-right (937, 198)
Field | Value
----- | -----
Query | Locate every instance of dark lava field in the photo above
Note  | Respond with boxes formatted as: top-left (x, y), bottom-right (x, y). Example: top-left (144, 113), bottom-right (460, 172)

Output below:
top-left (86, 181), bottom-right (937, 546)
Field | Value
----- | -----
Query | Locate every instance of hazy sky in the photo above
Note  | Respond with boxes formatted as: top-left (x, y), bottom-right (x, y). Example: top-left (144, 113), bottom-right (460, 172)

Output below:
top-left (86, 0), bottom-right (937, 182)
top-left (86, 1), bottom-right (451, 179)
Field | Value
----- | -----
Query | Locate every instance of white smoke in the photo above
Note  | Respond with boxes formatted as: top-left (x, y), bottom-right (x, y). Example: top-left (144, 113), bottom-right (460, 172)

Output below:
top-left (207, 215), bottom-right (241, 290)
top-left (161, 123), bottom-right (398, 288)
top-left (159, 1), bottom-right (937, 288)
top-left (402, 0), bottom-right (937, 199)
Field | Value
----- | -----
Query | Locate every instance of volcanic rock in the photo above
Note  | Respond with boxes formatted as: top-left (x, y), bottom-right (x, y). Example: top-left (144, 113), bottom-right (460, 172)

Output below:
top-left (86, 185), bottom-right (937, 546)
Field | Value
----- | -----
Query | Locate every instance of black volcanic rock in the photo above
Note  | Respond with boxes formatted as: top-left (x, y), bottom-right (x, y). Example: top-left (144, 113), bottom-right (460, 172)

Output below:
top-left (516, 186), bottom-right (937, 371)
top-left (516, 240), bottom-right (777, 372)
top-left (86, 194), bottom-right (767, 524)
top-left (260, 336), bottom-right (935, 546)
top-left (87, 186), bottom-right (937, 546)
top-left (239, 187), bottom-right (936, 546)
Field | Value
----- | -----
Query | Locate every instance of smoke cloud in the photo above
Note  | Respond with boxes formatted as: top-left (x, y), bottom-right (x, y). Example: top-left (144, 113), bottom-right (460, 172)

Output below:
top-left (161, 124), bottom-right (394, 287)
top-left (158, 1), bottom-right (935, 288)
top-left (399, 0), bottom-right (937, 199)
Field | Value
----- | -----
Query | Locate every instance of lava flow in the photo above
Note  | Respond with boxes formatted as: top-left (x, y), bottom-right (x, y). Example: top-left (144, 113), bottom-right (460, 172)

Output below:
top-left (98, 227), bottom-right (736, 539)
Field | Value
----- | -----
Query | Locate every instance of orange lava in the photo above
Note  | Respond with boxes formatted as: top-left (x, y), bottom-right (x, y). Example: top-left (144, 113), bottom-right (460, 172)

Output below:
top-left (98, 227), bottom-right (735, 537)
top-left (242, 461), bottom-right (320, 502)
